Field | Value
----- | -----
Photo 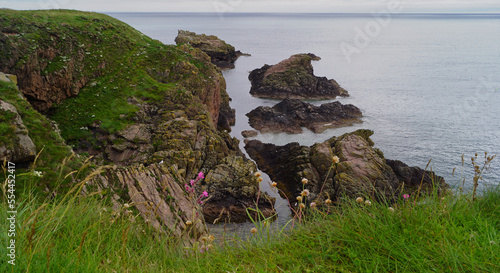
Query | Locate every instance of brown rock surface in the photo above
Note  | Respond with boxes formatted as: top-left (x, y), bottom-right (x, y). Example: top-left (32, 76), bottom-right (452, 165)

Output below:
top-left (245, 130), bottom-right (447, 207)
top-left (247, 98), bottom-right (362, 134)
top-left (249, 54), bottom-right (349, 99)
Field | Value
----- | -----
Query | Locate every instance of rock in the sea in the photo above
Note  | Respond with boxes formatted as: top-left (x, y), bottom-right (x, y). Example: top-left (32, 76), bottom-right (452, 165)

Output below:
top-left (0, 73), bottom-right (37, 163)
top-left (175, 30), bottom-right (247, 69)
top-left (245, 129), bottom-right (447, 207)
top-left (241, 130), bottom-right (258, 138)
top-left (246, 98), bottom-right (362, 134)
top-left (249, 53), bottom-right (349, 99)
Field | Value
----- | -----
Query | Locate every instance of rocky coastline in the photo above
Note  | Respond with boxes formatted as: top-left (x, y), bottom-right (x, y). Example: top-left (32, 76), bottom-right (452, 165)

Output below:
top-left (0, 9), bottom-right (449, 239)
top-left (0, 9), bottom-right (273, 239)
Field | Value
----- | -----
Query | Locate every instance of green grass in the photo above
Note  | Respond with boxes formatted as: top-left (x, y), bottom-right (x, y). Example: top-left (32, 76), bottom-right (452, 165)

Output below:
top-left (2, 173), bottom-right (498, 272)
top-left (0, 80), bottom-right (83, 193)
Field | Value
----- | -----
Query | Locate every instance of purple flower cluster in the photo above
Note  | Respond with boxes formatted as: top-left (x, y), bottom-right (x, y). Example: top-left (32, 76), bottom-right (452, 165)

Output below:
top-left (184, 172), bottom-right (208, 204)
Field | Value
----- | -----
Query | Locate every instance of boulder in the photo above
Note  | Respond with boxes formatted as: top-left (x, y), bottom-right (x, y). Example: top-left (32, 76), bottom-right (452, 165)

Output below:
top-left (249, 53), bottom-right (349, 99)
top-left (245, 130), bottom-right (447, 207)
top-left (175, 30), bottom-right (248, 69)
top-left (241, 130), bottom-right (258, 138)
top-left (246, 98), bottom-right (362, 134)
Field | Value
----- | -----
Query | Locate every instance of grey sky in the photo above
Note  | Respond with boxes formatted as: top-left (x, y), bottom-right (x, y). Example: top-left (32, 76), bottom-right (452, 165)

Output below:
top-left (1, 0), bottom-right (500, 13)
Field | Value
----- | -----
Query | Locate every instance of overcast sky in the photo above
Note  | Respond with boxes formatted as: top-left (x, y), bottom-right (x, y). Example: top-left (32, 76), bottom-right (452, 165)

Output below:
top-left (2, 0), bottom-right (500, 13)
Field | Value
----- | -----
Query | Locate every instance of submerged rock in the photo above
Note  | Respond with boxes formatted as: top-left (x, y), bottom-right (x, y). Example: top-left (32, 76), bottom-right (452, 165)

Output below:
top-left (249, 53), bottom-right (349, 99)
top-left (175, 30), bottom-right (248, 69)
top-left (246, 98), bottom-right (362, 134)
top-left (245, 129), bottom-right (447, 208)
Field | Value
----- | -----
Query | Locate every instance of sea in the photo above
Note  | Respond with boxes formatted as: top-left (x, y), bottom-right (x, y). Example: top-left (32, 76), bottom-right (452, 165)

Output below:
top-left (107, 12), bottom-right (500, 234)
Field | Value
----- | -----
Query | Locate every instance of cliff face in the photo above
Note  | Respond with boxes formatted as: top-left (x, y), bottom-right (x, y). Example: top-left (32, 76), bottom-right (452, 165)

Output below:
top-left (0, 10), bottom-right (272, 231)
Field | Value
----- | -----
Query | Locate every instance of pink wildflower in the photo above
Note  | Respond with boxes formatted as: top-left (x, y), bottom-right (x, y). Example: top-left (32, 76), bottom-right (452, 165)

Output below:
top-left (403, 194), bottom-right (410, 199)
top-left (198, 172), bottom-right (204, 179)
top-left (202, 191), bottom-right (208, 197)
top-left (190, 180), bottom-right (195, 186)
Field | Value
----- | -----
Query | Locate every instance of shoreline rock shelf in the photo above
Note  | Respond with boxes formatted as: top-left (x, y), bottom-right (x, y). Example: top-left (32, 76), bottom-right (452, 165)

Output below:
top-left (249, 53), bottom-right (349, 99)
top-left (246, 98), bottom-right (363, 134)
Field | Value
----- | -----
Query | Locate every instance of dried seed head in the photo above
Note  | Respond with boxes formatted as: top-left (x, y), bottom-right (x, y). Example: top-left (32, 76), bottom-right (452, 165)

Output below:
top-left (356, 197), bottom-right (364, 204)
top-left (332, 155), bottom-right (340, 164)
top-left (325, 199), bottom-right (332, 205)
top-left (301, 178), bottom-right (309, 185)
top-left (250, 228), bottom-right (258, 234)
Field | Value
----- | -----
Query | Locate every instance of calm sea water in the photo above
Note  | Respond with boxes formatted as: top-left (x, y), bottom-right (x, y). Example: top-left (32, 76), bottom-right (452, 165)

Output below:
top-left (108, 12), bottom-right (500, 189)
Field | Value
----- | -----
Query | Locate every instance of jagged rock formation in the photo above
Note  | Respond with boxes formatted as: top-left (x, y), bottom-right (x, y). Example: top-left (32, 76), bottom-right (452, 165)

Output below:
top-left (249, 53), bottom-right (349, 99)
top-left (203, 156), bottom-right (275, 223)
top-left (247, 98), bottom-right (363, 134)
top-left (245, 130), bottom-right (447, 208)
top-left (0, 10), bottom-right (272, 233)
top-left (0, 73), bottom-right (36, 163)
top-left (175, 30), bottom-right (248, 69)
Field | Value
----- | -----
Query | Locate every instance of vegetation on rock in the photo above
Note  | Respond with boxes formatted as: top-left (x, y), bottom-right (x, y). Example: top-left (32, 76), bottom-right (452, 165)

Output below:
top-left (0, 9), bottom-right (272, 230)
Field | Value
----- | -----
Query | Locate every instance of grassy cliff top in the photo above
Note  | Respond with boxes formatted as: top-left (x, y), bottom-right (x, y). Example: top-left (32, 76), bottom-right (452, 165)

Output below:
top-left (1, 9), bottom-right (221, 144)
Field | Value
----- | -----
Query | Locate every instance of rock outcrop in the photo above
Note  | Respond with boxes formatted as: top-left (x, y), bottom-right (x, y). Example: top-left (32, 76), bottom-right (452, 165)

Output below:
top-left (202, 156), bottom-right (275, 223)
top-left (245, 130), bottom-right (447, 208)
top-left (0, 73), bottom-right (36, 162)
top-left (0, 10), bottom-right (271, 232)
top-left (246, 98), bottom-right (363, 134)
top-left (87, 164), bottom-right (207, 241)
top-left (249, 54), bottom-right (349, 99)
top-left (175, 30), bottom-right (247, 69)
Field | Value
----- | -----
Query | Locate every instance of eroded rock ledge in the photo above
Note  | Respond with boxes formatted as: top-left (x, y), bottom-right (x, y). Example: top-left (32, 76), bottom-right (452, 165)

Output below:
top-left (245, 130), bottom-right (448, 208)
top-left (249, 53), bottom-right (349, 99)
top-left (246, 98), bottom-right (362, 134)
top-left (175, 30), bottom-right (248, 69)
